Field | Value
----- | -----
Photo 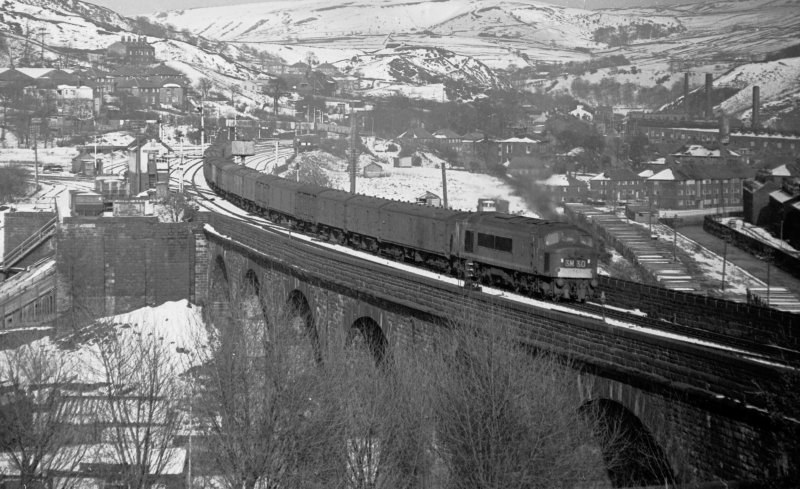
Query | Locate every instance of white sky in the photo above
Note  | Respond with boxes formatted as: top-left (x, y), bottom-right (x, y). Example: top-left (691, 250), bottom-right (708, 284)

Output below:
top-left (87, 0), bottom-right (698, 17)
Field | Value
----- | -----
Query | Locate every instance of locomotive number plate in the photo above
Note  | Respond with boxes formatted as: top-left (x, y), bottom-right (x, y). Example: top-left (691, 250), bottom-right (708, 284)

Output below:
top-left (564, 259), bottom-right (587, 268)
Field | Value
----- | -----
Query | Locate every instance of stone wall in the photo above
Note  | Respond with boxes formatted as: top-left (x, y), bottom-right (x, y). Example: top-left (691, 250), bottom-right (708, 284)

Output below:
top-left (3, 211), bottom-right (56, 269)
top-left (55, 217), bottom-right (200, 322)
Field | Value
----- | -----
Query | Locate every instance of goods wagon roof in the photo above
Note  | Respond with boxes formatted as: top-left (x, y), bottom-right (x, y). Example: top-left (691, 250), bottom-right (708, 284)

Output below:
top-left (268, 177), bottom-right (306, 192)
top-left (317, 188), bottom-right (356, 202)
top-left (381, 201), bottom-right (462, 220)
top-left (296, 184), bottom-right (329, 196)
top-left (219, 162), bottom-right (240, 173)
top-left (255, 174), bottom-right (282, 186)
top-left (467, 213), bottom-right (579, 233)
top-left (346, 195), bottom-right (391, 208)
top-left (231, 165), bottom-right (257, 178)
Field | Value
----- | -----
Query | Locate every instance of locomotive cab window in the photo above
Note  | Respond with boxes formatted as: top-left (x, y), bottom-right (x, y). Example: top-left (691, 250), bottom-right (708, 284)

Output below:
top-left (477, 233), bottom-right (513, 253)
top-left (465, 231), bottom-right (474, 252)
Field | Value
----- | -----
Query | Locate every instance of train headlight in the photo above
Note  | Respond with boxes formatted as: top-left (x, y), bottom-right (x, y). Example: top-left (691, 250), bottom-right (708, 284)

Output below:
top-left (590, 279), bottom-right (598, 288)
top-left (556, 278), bottom-right (565, 287)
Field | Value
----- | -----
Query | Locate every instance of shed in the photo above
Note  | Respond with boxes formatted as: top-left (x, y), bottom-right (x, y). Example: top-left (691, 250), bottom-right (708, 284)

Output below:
top-left (72, 152), bottom-right (100, 176)
top-left (416, 191), bottom-right (441, 207)
top-left (70, 190), bottom-right (104, 216)
top-left (363, 162), bottom-right (384, 178)
top-left (393, 156), bottom-right (413, 168)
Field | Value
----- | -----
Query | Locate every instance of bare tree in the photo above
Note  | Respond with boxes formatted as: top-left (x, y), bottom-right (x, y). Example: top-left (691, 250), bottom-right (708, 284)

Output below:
top-left (296, 158), bottom-right (332, 187)
top-left (0, 343), bottom-right (90, 489)
top-left (197, 78), bottom-right (213, 101)
top-left (426, 321), bottom-right (612, 489)
top-left (312, 345), bottom-right (434, 489)
top-left (195, 280), bottom-right (322, 489)
top-left (265, 77), bottom-right (289, 116)
top-left (156, 190), bottom-right (198, 223)
top-left (93, 325), bottom-right (187, 489)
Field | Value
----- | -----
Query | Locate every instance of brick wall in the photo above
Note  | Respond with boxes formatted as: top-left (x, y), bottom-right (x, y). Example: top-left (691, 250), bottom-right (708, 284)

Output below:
top-left (3, 212), bottom-right (56, 268)
top-left (56, 217), bottom-right (198, 323)
top-left (199, 212), bottom-right (795, 482)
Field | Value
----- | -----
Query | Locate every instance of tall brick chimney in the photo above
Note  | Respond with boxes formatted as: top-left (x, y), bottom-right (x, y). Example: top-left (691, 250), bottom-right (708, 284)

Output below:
top-left (719, 113), bottom-right (730, 145)
top-left (752, 85), bottom-right (760, 130)
top-left (705, 73), bottom-right (713, 119)
top-left (684, 72), bottom-right (690, 115)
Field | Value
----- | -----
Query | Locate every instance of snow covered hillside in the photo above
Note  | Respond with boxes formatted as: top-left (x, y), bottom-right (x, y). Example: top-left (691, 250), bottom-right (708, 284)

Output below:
top-left (0, 0), bottom-right (266, 104)
top-left (715, 57), bottom-right (800, 126)
top-left (153, 0), bottom-right (800, 70)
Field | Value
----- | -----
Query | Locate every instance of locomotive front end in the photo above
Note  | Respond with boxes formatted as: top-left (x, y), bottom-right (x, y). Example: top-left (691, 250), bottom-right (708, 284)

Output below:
top-left (543, 229), bottom-right (598, 301)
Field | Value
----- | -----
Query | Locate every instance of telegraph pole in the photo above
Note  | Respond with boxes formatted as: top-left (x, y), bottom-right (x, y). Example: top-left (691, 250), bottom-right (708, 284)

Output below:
top-left (441, 160), bottom-right (448, 208)
top-left (349, 111), bottom-right (358, 193)
top-left (31, 117), bottom-right (41, 191)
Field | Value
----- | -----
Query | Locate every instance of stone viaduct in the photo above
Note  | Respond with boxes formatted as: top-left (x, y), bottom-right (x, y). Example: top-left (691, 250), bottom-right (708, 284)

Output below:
top-left (194, 213), bottom-right (796, 486)
top-left (46, 211), bottom-right (797, 486)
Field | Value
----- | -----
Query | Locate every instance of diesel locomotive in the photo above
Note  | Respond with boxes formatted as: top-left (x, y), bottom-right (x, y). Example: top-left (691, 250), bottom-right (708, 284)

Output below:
top-left (204, 143), bottom-right (598, 300)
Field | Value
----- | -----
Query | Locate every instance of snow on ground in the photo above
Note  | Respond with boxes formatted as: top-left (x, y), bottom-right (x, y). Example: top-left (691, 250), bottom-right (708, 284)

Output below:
top-left (362, 83), bottom-right (449, 101)
top-left (95, 131), bottom-right (136, 147)
top-left (0, 147), bottom-right (79, 165)
top-left (335, 166), bottom-right (536, 216)
top-left (627, 217), bottom-right (763, 298)
top-left (0, 300), bottom-right (208, 384)
top-left (721, 217), bottom-right (800, 255)
top-left (291, 147), bottom-right (536, 216)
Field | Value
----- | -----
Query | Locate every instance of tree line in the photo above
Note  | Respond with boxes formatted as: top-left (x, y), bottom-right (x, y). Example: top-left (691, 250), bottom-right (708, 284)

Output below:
top-left (570, 78), bottom-right (683, 109)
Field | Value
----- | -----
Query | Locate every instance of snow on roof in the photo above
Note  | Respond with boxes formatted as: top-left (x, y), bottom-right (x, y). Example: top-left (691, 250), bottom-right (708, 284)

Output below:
top-left (769, 164), bottom-right (799, 177)
top-left (398, 127), bottom-right (433, 139)
top-left (497, 137), bottom-right (539, 143)
top-left (566, 147), bottom-right (584, 157)
top-left (0, 260), bottom-right (55, 303)
top-left (590, 173), bottom-right (609, 181)
top-left (647, 157), bottom-right (666, 165)
top-left (638, 169), bottom-right (655, 178)
top-left (769, 190), bottom-right (794, 204)
top-left (432, 128), bottom-right (460, 139)
top-left (649, 168), bottom-right (676, 181)
top-left (671, 145), bottom-right (740, 158)
top-left (539, 174), bottom-right (571, 187)
top-left (15, 68), bottom-right (55, 78)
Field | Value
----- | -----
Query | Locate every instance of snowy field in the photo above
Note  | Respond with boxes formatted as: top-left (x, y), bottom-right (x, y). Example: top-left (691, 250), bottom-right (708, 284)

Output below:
top-left (288, 141), bottom-right (537, 217)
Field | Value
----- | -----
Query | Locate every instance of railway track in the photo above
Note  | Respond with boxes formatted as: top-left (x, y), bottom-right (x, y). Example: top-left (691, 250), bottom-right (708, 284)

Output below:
top-left (573, 300), bottom-right (800, 365)
top-left (192, 146), bottom-right (799, 369)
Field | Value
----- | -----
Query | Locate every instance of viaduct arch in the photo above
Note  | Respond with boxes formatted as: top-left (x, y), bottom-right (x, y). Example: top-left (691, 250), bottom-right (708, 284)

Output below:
top-left (195, 213), bottom-right (796, 484)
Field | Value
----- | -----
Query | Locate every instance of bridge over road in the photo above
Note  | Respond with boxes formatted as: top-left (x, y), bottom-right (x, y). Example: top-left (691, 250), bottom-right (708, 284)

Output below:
top-left (193, 212), bottom-right (798, 486)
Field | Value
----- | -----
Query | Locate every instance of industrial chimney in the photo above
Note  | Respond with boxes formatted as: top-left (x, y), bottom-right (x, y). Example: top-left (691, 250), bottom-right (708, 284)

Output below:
top-left (719, 113), bottom-right (730, 145)
top-left (705, 73), bottom-right (713, 119)
top-left (684, 72), bottom-right (690, 115)
top-left (752, 85), bottom-right (760, 130)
